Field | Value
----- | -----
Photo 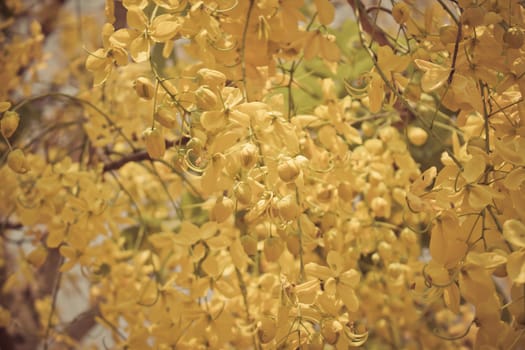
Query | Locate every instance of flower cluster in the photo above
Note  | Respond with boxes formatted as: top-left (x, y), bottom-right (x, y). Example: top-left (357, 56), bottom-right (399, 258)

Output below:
top-left (1, 0), bottom-right (524, 349)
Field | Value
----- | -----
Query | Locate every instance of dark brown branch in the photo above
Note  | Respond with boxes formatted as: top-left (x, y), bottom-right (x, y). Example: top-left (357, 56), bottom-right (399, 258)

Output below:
top-left (347, 0), bottom-right (392, 48)
top-left (102, 137), bottom-right (189, 173)
top-left (103, 149), bottom-right (152, 172)
top-left (1, 222), bottom-right (23, 231)
top-left (447, 23), bottom-right (462, 85)
top-left (64, 307), bottom-right (99, 342)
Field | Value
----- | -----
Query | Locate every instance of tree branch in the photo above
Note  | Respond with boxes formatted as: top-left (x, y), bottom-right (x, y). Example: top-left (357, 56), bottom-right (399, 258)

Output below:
top-left (102, 137), bottom-right (189, 173)
top-left (347, 0), bottom-right (392, 48)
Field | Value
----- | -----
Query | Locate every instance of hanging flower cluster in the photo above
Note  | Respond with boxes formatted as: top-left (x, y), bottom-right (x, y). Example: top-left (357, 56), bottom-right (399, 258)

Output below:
top-left (0, 0), bottom-right (524, 349)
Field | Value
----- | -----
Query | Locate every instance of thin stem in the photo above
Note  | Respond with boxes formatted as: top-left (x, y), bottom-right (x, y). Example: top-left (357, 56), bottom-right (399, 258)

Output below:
top-left (240, 0), bottom-right (255, 99)
top-left (353, 4), bottom-right (464, 171)
top-left (12, 92), bottom-right (136, 150)
top-left (447, 22), bottom-right (462, 85)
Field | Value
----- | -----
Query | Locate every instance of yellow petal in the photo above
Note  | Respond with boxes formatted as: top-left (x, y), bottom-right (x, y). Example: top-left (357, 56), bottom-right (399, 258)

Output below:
top-left (414, 59), bottom-right (450, 92)
top-left (200, 110), bottom-right (227, 133)
top-left (462, 154), bottom-right (485, 183)
top-left (504, 167), bottom-right (525, 190)
top-left (85, 49), bottom-right (107, 72)
top-left (377, 45), bottom-right (410, 73)
top-left (150, 15), bottom-right (180, 42)
top-left (126, 6), bottom-right (147, 30)
top-left (444, 284), bottom-right (461, 314)
top-left (466, 251), bottom-right (507, 269)
top-left (507, 251), bottom-right (525, 284)
top-left (305, 262), bottom-right (333, 280)
top-left (130, 34), bottom-right (150, 62)
top-left (0, 101), bottom-right (11, 112)
top-left (503, 219), bottom-right (525, 248)
top-left (467, 184), bottom-right (494, 210)
top-left (368, 71), bottom-right (384, 113)
top-left (314, 0), bottom-right (335, 25)
top-left (326, 251), bottom-right (344, 275)
top-left (339, 269), bottom-right (360, 288)
top-left (320, 34), bottom-right (340, 62)
top-left (110, 29), bottom-right (134, 47)
top-left (230, 237), bottom-right (253, 270)
top-left (459, 264), bottom-right (495, 305)
top-left (337, 283), bottom-right (359, 312)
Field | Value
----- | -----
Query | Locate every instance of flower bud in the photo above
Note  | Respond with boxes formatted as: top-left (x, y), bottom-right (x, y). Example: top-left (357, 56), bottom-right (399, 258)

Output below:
top-left (210, 196), bottom-right (234, 223)
top-left (371, 196), bottom-right (390, 218)
top-left (196, 68), bottom-right (226, 89)
top-left (286, 232), bottom-right (300, 256)
top-left (134, 77), bottom-right (155, 100)
top-left (276, 195), bottom-right (299, 220)
top-left (240, 143), bottom-right (258, 169)
top-left (234, 181), bottom-right (252, 205)
top-left (155, 107), bottom-right (178, 128)
top-left (7, 149), bottom-right (29, 173)
top-left (142, 127), bottom-right (165, 158)
top-left (361, 121), bottom-right (375, 138)
top-left (1, 111), bottom-right (20, 138)
top-left (240, 235), bottom-right (258, 256)
top-left (263, 236), bottom-right (284, 262)
top-left (407, 126), bottom-right (428, 146)
top-left (338, 181), bottom-right (353, 201)
top-left (277, 157), bottom-right (300, 182)
top-left (195, 86), bottom-right (218, 110)
top-left (0, 101), bottom-right (11, 112)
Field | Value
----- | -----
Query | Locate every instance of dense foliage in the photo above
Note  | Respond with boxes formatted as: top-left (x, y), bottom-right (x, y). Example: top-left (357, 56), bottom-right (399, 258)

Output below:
top-left (1, 0), bottom-right (525, 349)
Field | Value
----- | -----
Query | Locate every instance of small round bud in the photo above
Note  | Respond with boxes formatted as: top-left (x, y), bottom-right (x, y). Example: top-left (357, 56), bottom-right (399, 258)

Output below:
top-left (276, 195), bottom-right (299, 221)
top-left (361, 121), bottom-right (375, 138)
top-left (155, 107), bottom-right (178, 128)
top-left (371, 196), bottom-right (390, 218)
top-left (194, 86), bottom-right (218, 110)
top-left (134, 77), bottom-right (155, 100)
top-left (142, 127), bottom-right (165, 159)
top-left (263, 236), bottom-right (284, 262)
top-left (1, 111), bottom-right (20, 138)
top-left (364, 138), bottom-right (384, 155)
top-left (7, 149), bottom-right (29, 173)
top-left (286, 233), bottom-right (300, 256)
top-left (240, 235), bottom-right (258, 256)
top-left (210, 196), bottom-right (234, 223)
top-left (407, 126), bottom-right (428, 146)
top-left (240, 143), bottom-right (258, 169)
top-left (504, 27), bottom-right (524, 49)
top-left (277, 157), bottom-right (300, 182)
top-left (234, 181), bottom-right (252, 205)
top-left (338, 181), bottom-right (354, 201)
